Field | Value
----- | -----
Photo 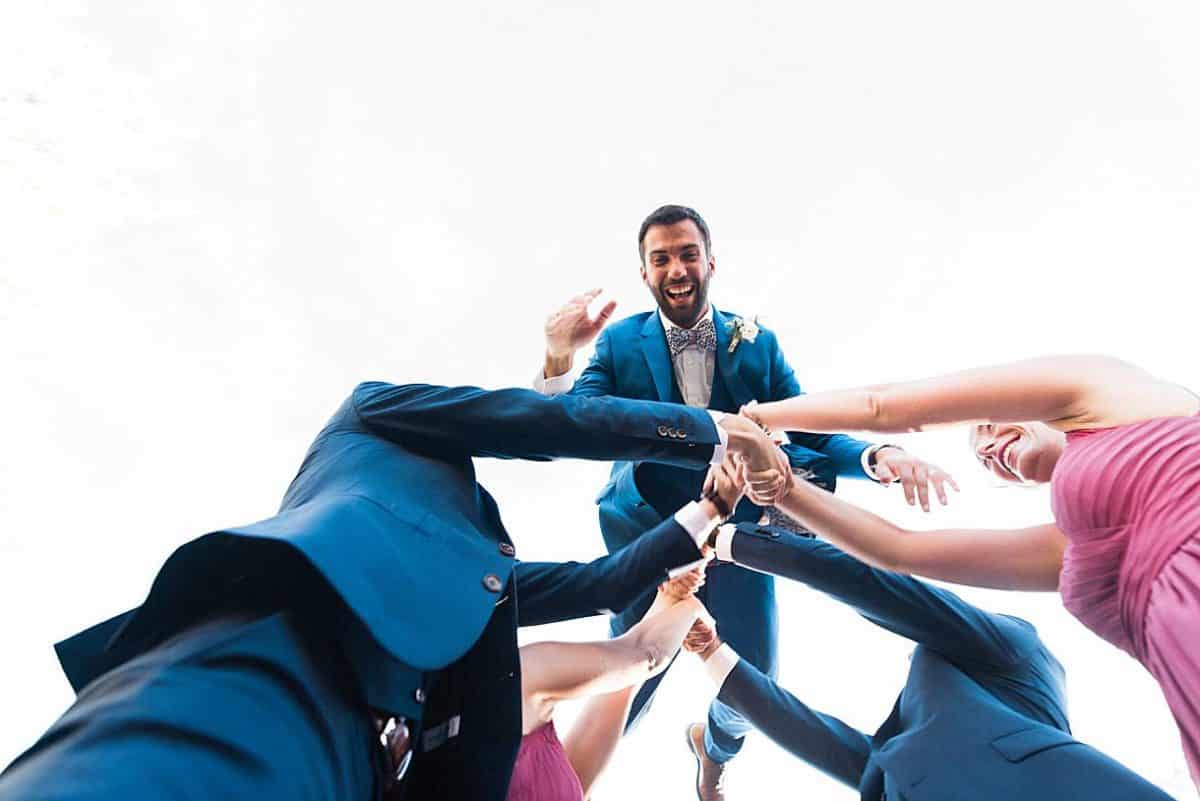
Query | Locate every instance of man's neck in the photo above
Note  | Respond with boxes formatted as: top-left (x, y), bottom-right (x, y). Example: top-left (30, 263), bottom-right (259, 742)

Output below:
top-left (658, 303), bottom-right (713, 331)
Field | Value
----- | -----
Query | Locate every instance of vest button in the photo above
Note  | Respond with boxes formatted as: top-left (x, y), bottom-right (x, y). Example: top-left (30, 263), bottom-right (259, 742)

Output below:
top-left (483, 574), bottom-right (504, 593)
top-left (498, 543), bottom-right (515, 557)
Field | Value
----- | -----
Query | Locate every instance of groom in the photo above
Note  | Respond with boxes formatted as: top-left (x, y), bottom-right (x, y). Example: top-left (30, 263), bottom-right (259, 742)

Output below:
top-left (534, 204), bottom-right (952, 799)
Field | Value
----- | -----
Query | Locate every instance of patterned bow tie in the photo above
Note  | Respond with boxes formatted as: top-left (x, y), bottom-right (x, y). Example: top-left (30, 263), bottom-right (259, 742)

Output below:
top-left (665, 318), bottom-right (717, 358)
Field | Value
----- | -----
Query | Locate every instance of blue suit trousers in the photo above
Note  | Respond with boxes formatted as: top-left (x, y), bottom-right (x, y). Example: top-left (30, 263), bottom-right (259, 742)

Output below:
top-left (601, 498), bottom-right (777, 764)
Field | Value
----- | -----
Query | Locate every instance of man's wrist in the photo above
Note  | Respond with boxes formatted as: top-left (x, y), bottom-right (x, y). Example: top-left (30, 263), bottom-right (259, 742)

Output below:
top-left (543, 351), bottom-right (574, 379)
top-left (863, 444), bottom-right (903, 481)
top-left (675, 501), bottom-right (723, 549)
top-left (700, 492), bottom-right (733, 523)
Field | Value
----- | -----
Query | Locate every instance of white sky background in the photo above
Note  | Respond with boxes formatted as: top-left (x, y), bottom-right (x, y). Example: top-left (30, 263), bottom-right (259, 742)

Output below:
top-left (2, 1), bottom-right (1199, 797)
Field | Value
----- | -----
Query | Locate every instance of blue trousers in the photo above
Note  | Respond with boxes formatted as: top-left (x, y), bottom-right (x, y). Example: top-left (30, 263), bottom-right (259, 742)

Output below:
top-left (0, 612), bottom-right (381, 801)
top-left (601, 501), bottom-right (778, 764)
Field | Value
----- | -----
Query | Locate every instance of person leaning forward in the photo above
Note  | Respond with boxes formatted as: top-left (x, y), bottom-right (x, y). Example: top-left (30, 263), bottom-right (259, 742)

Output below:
top-left (0, 382), bottom-right (781, 801)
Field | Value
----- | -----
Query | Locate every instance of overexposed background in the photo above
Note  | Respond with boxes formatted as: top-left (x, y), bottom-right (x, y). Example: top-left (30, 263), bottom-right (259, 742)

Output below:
top-left (2, 1), bottom-right (1199, 797)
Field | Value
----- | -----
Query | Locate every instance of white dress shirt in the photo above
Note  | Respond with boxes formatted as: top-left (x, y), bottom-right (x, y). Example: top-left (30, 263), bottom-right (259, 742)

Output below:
top-left (657, 306), bottom-right (717, 408)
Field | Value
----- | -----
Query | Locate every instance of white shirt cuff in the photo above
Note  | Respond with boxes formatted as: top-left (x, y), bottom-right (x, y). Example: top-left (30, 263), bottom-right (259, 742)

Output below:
top-left (861, 444), bottom-right (884, 481)
top-left (714, 523), bottom-right (737, 563)
top-left (707, 411), bottom-right (728, 465)
top-left (674, 501), bottom-right (722, 549)
top-left (704, 643), bottom-right (740, 687)
top-left (533, 369), bottom-right (574, 396)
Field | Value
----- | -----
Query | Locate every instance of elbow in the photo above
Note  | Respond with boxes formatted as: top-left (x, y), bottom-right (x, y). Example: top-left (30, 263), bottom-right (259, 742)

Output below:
top-left (861, 387), bottom-right (915, 434)
top-left (861, 389), bottom-right (894, 432)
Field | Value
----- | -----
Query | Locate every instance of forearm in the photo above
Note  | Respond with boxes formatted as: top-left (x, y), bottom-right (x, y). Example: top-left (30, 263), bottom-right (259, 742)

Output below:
top-left (514, 515), bottom-right (706, 628)
top-left (773, 480), bottom-right (909, 572)
top-left (774, 481), bottom-right (1064, 591)
top-left (353, 382), bottom-right (716, 466)
top-left (714, 659), bottom-right (869, 788)
top-left (724, 529), bottom-right (1039, 665)
top-left (754, 356), bottom-right (1137, 435)
top-left (543, 351), bottom-right (573, 381)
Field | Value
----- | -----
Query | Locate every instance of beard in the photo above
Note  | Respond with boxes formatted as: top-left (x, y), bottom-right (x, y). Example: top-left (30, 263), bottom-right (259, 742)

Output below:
top-left (654, 272), bottom-right (712, 328)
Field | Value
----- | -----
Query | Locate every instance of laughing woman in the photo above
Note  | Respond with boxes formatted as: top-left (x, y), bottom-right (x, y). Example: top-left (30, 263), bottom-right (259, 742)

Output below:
top-left (739, 354), bottom-right (1200, 789)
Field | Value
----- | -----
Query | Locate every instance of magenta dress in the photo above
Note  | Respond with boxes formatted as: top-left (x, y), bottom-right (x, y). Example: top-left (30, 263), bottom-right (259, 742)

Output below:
top-left (505, 721), bottom-right (584, 801)
top-left (1053, 415), bottom-right (1200, 787)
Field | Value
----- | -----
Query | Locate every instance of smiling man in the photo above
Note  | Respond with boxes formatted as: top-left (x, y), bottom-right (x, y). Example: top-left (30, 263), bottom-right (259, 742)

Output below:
top-left (533, 204), bottom-right (953, 800)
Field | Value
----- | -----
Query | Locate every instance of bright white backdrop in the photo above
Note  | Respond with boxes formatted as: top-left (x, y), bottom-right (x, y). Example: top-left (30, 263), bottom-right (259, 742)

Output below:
top-left (2, 1), bottom-right (1199, 797)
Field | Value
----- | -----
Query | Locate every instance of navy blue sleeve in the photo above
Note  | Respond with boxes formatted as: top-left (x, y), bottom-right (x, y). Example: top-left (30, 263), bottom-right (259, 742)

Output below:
top-left (351, 382), bottom-right (717, 467)
top-left (513, 518), bottom-right (701, 627)
top-left (718, 658), bottom-right (871, 789)
top-left (731, 526), bottom-right (1039, 670)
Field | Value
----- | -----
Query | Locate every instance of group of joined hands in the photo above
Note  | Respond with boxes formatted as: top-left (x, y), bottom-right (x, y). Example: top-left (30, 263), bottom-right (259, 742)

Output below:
top-left (652, 403), bottom-right (960, 667)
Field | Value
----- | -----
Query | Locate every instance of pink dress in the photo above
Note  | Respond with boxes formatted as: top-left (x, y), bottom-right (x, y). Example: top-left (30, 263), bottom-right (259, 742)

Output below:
top-left (505, 721), bottom-right (584, 801)
top-left (1053, 415), bottom-right (1200, 788)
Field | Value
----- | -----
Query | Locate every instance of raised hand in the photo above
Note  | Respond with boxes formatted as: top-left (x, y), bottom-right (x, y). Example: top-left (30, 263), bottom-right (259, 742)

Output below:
top-left (543, 289), bottom-right (618, 373)
top-left (872, 447), bottom-right (960, 512)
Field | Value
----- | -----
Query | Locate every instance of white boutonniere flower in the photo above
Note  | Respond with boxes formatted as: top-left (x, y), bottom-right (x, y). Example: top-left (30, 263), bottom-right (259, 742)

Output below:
top-left (726, 316), bottom-right (760, 353)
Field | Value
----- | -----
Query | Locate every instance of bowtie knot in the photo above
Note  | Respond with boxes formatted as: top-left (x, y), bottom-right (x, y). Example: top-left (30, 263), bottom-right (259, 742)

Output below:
top-left (665, 318), bottom-right (717, 358)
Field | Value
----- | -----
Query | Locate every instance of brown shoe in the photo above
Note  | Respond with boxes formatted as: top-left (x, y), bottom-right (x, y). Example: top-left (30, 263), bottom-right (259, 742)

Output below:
top-left (685, 722), bottom-right (727, 801)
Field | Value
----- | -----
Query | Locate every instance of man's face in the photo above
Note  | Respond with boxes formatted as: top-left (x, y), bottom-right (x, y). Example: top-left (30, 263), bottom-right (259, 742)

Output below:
top-left (640, 220), bottom-right (715, 328)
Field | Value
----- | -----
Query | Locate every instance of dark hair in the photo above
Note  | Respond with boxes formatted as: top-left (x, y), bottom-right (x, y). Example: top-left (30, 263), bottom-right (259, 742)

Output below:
top-left (637, 205), bottom-right (711, 261)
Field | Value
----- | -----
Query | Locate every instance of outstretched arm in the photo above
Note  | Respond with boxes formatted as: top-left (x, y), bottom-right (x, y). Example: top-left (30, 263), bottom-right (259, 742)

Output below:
top-left (772, 478), bottom-right (1065, 591)
top-left (721, 526), bottom-right (1040, 668)
top-left (513, 518), bottom-right (705, 627)
top-left (516, 462), bottom-right (742, 626)
top-left (686, 624), bottom-right (870, 789)
top-left (751, 355), bottom-right (1188, 434)
top-left (352, 381), bottom-right (718, 465)
top-left (520, 595), bottom-right (704, 723)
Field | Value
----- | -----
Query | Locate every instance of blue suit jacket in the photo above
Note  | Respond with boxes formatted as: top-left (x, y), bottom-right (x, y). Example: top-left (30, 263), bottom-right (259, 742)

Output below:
top-left (716, 526), bottom-right (1174, 801)
top-left (55, 383), bottom-right (720, 801)
top-left (568, 309), bottom-right (872, 533)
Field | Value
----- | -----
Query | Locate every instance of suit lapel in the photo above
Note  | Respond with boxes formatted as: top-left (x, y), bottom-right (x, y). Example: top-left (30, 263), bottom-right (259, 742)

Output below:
top-left (713, 308), bottom-right (753, 406)
top-left (640, 313), bottom-right (674, 402)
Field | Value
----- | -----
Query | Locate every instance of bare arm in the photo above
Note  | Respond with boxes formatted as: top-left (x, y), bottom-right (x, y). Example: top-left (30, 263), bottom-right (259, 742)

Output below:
top-left (774, 479), bottom-right (1066, 591)
top-left (752, 355), bottom-right (1191, 434)
top-left (561, 688), bottom-right (638, 798)
top-left (519, 595), bottom-right (703, 731)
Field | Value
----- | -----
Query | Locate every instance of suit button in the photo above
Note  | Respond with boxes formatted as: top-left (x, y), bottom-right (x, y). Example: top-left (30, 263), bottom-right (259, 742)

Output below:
top-left (678, 430), bottom-right (688, 439)
top-left (483, 574), bottom-right (503, 593)
top-left (657, 425), bottom-right (669, 437)
top-left (498, 543), bottom-right (515, 557)
top-left (414, 688), bottom-right (426, 704)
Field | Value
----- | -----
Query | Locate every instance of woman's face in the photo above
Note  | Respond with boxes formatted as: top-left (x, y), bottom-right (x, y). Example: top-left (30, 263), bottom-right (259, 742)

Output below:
top-left (969, 422), bottom-right (1066, 484)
